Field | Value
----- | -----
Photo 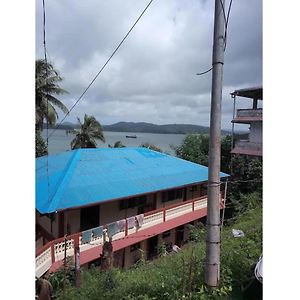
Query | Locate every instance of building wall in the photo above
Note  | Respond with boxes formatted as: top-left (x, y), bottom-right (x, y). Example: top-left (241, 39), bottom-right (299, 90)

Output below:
top-left (36, 237), bottom-right (43, 249)
top-left (249, 122), bottom-right (262, 144)
top-left (36, 211), bottom-right (59, 238)
top-left (36, 183), bottom-right (207, 246)
top-left (65, 209), bottom-right (81, 235)
top-left (123, 240), bottom-right (147, 268)
top-left (100, 200), bottom-right (138, 226)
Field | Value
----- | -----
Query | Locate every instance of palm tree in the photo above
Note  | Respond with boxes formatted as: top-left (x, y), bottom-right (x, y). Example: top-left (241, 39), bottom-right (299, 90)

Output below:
top-left (108, 141), bottom-right (126, 148)
top-left (36, 59), bottom-right (69, 129)
top-left (71, 114), bottom-right (105, 149)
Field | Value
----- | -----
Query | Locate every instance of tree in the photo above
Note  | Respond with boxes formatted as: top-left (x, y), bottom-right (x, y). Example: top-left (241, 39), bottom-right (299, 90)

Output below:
top-left (36, 59), bottom-right (69, 130)
top-left (174, 134), bottom-right (209, 166)
top-left (36, 129), bottom-right (48, 157)
top-left (174, 134), bottom-right (232, 173)
top-left (108, 141), bottom-right (126, 148)
top-left (140, 143), bottom-right (163, 153)
top-left (229, 155), bottom-right (262, 199)
top-left (70, 114), bottom-right (105, 150)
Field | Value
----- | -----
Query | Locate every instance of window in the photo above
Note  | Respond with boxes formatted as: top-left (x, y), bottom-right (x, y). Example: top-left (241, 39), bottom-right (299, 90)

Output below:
top-left (130, 242), bottom-right (141, 252)
top-left (200, 184), bottom-right (208, 196)
top-left (189, 185), bottom-right (198, 192)
top-left (162, 230), bottom-right (171, 239)
top-left (162, 188), bottom-right (183, 203)
top-left (119, 195), bottom-right (147, 210)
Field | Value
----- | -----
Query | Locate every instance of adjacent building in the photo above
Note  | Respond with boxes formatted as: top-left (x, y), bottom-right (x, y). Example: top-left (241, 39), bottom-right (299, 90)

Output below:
top-left (230, 86), bottom-right (263, 157)
top-left (36, 147), bottom-right (228, 277)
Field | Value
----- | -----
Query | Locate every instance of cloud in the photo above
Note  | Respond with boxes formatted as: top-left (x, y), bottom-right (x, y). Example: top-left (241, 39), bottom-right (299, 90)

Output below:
top-left (36, 0), bottom-right (262, 130)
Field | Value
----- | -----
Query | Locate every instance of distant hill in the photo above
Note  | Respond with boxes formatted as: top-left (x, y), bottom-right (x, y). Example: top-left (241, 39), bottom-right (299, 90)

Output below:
top-left (102, 122), bottom-right (232, 135)
top-left (43, 121), bottom-right (232, 135)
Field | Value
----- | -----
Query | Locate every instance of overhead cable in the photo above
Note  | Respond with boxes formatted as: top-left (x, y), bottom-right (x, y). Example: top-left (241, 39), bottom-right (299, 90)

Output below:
top-left (48, 0), bottom-right (155, 138)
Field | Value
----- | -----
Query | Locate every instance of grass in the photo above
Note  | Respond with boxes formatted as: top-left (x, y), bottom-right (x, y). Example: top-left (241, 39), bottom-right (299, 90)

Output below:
top-left (51, 195), bottom-right (262, 300)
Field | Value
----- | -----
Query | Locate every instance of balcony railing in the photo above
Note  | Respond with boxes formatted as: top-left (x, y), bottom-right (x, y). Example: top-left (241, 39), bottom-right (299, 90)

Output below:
top-left (232, 140), bottom-right (262, 156)
top-left (236, 108), bottom-right (262, 119)
top-left (234, 140), bottom-right (262, 151)
top-left (35, 195), bottom-right (223, 277)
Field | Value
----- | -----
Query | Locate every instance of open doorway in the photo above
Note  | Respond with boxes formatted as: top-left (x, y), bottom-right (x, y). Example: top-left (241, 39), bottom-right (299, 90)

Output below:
top-left (80, 205), bottom-right (100, 231)
top-left (147, 235), bottom-right (158, 260)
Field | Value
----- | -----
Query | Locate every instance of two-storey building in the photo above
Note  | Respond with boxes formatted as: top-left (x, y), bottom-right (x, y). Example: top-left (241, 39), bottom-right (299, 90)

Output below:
top-left (230, 86), bottom-right (263, 157)
top-left (35, 147), bottom-right (228, 277)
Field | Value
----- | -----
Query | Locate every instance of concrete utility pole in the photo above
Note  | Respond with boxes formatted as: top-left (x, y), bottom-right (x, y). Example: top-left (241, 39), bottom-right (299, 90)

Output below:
top-left (205, 0), bottom-right (226, 289)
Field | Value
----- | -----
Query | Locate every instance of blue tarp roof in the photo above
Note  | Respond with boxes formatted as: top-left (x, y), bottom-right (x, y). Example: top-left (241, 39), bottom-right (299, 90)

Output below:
top-left (36, 147), bottom-right (229, 214)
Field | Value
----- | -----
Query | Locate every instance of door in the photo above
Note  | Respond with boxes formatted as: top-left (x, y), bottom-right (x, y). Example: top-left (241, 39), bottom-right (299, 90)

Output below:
top-left (175, 225), bottom-right (185, 246)
top-left (80, 205), bottom-right (100, 231)
top-left (147, 235), bottom-right (158, 259)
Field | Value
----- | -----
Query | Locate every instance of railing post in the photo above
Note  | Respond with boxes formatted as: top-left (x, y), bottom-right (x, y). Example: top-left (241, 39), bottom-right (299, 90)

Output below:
top-left (192, 200), bottom-right (195, 212)
top-left (74, 234), bottom-right (79, 255)
top-left (51, 242), bottom-right (55, 264)
top-left (163, 208), bottom-right (166, 222)
top-left (125, 219), bottom-right (128, 236)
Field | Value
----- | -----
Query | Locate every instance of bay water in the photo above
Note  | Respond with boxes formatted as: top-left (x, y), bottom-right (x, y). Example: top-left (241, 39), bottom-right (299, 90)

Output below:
top-left (42, 130), bottom-right (186, 156)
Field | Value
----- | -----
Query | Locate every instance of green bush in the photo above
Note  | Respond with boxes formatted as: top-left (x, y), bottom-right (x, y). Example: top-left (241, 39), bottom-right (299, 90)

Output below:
top-left (54, 195), bottom-right (262, 300)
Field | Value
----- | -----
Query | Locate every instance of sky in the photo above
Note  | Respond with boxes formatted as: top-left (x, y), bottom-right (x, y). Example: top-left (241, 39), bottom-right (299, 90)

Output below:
top-left (35, 0), bottom-right (262, 130)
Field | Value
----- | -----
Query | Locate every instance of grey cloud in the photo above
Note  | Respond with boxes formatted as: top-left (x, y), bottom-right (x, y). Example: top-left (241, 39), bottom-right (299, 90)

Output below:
top-left (36, 0), bottom-right (262, 130)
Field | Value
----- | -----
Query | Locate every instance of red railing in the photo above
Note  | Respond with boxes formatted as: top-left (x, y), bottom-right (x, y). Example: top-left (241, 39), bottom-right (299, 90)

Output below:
top-left (36, 194), bottom-right (224, 276)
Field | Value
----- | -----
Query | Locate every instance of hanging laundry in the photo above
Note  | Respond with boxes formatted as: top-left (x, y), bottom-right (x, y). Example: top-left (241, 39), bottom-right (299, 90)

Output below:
top-left (107, 222), bottom-right (119, 238)
top-left (136, 214), bottom-right (144, 228)
top-left (127, 216), bottom-right (136, 229)
top-left (117, 219), bottom-right (126, 232)
top-left (92, 226), bottom-right (103, 238)
top-left (81, 229), bottom-right (92, 244)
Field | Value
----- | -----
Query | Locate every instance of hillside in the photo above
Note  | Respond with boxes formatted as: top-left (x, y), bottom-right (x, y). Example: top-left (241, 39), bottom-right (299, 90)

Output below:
top-left (43, 121), bottom-right (242, 135)
top-left (50, 194), bottom-right (262, 300)
top-left (102, 121), bottom-right (232, 135)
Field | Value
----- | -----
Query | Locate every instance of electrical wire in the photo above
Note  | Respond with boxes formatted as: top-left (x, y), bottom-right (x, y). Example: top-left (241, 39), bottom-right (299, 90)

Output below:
top-left (196, 67), bottom-right (213, 76)
top-left (224, 0), bottom-right (233, 51)
top-left (48, 0), bottom-right (155, 139)
top-left (42, 0), bottom-right (50, 203)
top-left (196, 0), bottom-right (233, 76)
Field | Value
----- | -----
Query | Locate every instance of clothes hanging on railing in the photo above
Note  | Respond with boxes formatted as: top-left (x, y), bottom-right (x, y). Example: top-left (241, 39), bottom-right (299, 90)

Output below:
top-left (107, 222), bottom-right (119, 238)
top-left (127, 216), bottom-right (136, 229)
top-left (92, 226), bottom-right (103, 238)
top-left (136, 214), bottom-right (144, 228)
top-left (81, 229), bottom-right (92, 244)
top-left (116, 219), bottom-right (126, 232)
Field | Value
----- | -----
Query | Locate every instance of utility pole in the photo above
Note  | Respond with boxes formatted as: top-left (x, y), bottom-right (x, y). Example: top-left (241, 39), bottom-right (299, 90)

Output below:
top-left (205, 0), bottom-right (226, 289)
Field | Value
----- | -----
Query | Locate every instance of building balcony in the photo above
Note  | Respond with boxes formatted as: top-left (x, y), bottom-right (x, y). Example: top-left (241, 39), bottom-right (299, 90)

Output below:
top-left (35, 195), bottom-right (224, 278)
top-left (231, 140), bottom-right (262, 156)
top-left (232, 109), bottom-right (262, 123)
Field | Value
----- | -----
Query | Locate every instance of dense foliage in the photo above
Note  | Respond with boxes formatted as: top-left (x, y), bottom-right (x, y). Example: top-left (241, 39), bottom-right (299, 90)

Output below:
top-left (35, 129), bottom-right (48, 157)
top-left (174, 134), bottom-right (232, 173)
top-left (50, 193), bottom-right (262, 300)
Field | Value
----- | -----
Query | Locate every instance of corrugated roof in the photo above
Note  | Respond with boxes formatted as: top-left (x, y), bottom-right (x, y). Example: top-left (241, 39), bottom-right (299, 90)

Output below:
top-left (36, 147), bottom-right (229, 214)
top-left (231, 86), bottom-right (263, 100)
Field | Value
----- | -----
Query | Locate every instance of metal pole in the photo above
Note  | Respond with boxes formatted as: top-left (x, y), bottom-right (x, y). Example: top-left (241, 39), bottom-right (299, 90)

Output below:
top-left (205, 0), bottom-right (226, 289)
top-left (231, 94), bottom-right (236, 151)
top-left (221, 179), bottom-right (228, 230)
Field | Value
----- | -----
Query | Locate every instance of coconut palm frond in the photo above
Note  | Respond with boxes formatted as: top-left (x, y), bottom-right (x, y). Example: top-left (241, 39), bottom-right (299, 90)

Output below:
top-left (70, 114), bottom-right (105, 150)
top-left (35, 59), bottom-right (69, 129)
